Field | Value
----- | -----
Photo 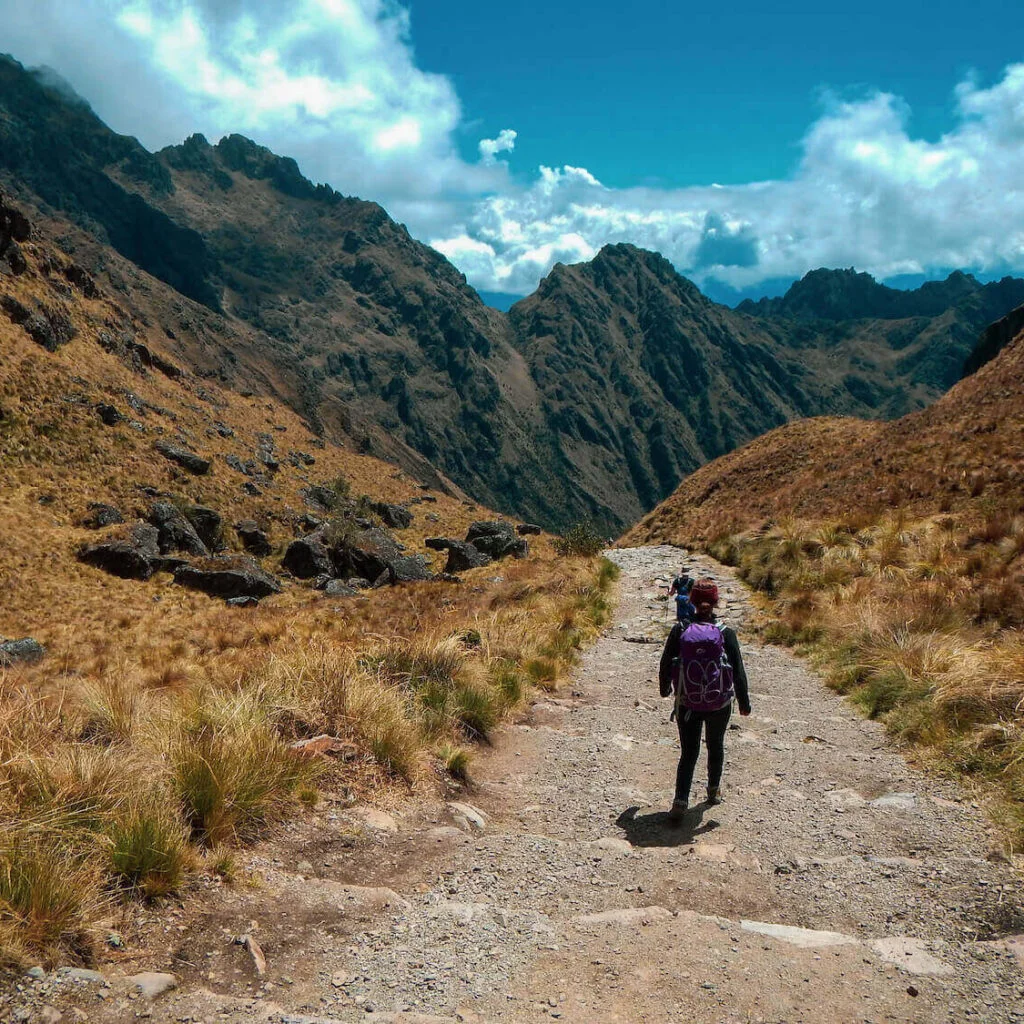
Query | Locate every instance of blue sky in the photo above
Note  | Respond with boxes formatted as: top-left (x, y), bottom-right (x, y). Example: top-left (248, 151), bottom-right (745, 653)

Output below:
top-left (4, 1), bottom-right (1024, 302)
top-left (410, 0), bottom-right (1023, 189)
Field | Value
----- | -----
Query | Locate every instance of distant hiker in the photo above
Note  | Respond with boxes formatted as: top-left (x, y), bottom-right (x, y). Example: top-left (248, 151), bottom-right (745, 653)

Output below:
top-left (658, 577), bottom-right (751, 822)
top-left (668, 567), bottom-right (695, 623)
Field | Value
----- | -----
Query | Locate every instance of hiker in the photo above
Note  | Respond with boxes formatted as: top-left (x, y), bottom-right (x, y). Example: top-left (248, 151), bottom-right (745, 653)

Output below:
top-left (668, 566), bottom-right (695, 623)
top-left (658, 577), bottom-right (750, 822)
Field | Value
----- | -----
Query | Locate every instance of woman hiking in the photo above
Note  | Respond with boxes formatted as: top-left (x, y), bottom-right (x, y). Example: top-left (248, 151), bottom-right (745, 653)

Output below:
top-left (658, 577), bottom-right (751, 823)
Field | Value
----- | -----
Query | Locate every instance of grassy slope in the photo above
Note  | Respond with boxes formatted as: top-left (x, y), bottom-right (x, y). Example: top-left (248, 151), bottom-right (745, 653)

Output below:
top-left (622, 313), bottom-right (1024, 845)
top-left (0, 232), bottom-right (620, 967)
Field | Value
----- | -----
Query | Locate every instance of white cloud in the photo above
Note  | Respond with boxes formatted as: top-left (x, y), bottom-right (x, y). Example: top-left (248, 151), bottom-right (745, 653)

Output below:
top-left (431, 66), bottom-right (1024, 294)
top-left (478, 128), bottom-right (517, 165)
top-left (3, 3), bottom-right (1024, 299)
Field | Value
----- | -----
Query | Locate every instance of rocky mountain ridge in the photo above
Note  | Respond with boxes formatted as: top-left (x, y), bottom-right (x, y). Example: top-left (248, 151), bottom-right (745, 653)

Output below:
top-left (4, 53), bottom-right (1024, 530)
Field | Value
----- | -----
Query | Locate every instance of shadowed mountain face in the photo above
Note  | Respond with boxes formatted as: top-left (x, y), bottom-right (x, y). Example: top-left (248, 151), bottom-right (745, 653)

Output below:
top-left (624, 302), bottom-right (1024, 546)
top-left (3, 54), bottom-right (1023, 531)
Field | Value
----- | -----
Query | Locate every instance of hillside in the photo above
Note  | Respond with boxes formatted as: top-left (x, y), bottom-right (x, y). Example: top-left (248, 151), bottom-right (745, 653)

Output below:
top-left (624, 302), bottom-right (1024, 545)
top-left (4, 54), bottom-right (1024, 531)
top-left (0, 184), bottom-right (624, 969)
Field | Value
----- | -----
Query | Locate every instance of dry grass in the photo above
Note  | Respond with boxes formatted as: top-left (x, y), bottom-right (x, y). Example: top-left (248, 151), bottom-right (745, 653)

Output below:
top-left (709, 512), bottom-right (1024, 844)
top-left (0, 540), bottom-right (617, 966)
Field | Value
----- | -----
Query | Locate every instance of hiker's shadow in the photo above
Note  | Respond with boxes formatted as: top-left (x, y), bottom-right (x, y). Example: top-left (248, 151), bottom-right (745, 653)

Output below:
top-left (614, 804), bottom-right (720, 848)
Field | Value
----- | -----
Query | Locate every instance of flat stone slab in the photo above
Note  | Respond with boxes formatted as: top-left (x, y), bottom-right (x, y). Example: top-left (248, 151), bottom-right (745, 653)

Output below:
top-left (826, 788), bottom-right (867, 811)
top-left (870, 937), bottom-right (954, 975)
top-left (869, 792), bottom-right (918, 810)
top-left (348, 806), bottom-right (398, 832)
top-left (427, 900), bottom-right (493, 925)
top-left (741, 920), bottom-right (859, 948)
top-left (589, 837), bottom-right (634, 856)
top-left (124, 971), bottom-right (178, 998)
top-left (447, 800), bottom-right (487, 831)
top-left (574, 906), bottom-right (673, 927)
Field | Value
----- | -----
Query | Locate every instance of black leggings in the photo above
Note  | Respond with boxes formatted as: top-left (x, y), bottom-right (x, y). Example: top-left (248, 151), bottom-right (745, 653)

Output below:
top-left (675, 703), bottom-right (732, 803)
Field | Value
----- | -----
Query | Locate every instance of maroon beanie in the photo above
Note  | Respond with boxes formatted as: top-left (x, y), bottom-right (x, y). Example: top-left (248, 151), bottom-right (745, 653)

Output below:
top-left (689, 578), bottom-right (719, 610)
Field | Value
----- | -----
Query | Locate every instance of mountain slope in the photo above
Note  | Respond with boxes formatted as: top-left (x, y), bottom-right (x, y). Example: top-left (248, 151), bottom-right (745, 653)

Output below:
top-left (624, 303), bottom-right (1024, 545)
top-left (4, 54), bottom-right (1024, 531)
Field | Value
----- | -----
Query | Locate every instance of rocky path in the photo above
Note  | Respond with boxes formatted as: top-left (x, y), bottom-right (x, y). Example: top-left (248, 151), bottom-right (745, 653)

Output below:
top-left (8, 546), bottom-right (1024, 1023)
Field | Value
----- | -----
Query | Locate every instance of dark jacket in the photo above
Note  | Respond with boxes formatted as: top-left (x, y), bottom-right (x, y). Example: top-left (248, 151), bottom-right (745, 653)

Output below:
top-left (658, 617), bottom-right (751, 714)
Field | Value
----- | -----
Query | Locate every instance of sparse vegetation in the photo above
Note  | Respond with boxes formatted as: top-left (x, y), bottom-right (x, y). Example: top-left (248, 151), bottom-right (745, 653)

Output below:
top-left (554, 521), bottom-right (606, 558)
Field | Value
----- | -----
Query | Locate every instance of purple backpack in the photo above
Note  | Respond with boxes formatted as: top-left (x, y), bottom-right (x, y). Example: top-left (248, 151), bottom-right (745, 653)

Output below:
top-left (674, 622), bottom-right (735, 713)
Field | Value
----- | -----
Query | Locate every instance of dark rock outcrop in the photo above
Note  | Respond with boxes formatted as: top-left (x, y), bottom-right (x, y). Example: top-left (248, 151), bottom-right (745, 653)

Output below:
top-left (83, 503), bottom-right (124, 528)
top-left (444, 540), bottom-right (493, 574)
top-left (465, 521), bottom-right (528, 560)
top-left (184, 505), bottom-right (223, 551)
top-left (373, 554), bottom-right (433, 585)
top-left (517, 523), bottom-right (543, 535)
top-left (282, 533), bottom-right (332, 578)
top-left (149, 502), bottom-right (209, 557)
top-left (79, 523), bottom-right (161, 579)
top-left (235, 520), bottom-right (272, 557)
top-left (154, 440), bottom-right (211, 475)
top-left (331, 527), bottom-right (431, 584)
top-left (173, 556), bottom-right (281, 599)
top-left (95, 403), bottom-right (123, 426)
top-left (0, 637), bottom-right (45, 667)
top-left (370, 502), bottom-right (413, 529)
top-left (3, 299), bottom-right (77, 351)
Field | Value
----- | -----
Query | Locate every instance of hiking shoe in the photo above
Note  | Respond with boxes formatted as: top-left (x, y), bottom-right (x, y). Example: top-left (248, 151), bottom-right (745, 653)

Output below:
top-left (706, 786), bottom-right (723, 806)
top-left (667, 799), bottom-right (688, 824)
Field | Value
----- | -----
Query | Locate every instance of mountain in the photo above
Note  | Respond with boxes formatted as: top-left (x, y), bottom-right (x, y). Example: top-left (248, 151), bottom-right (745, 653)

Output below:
top-left (624, 303), bottom-right (1024, 545)
top-left (738, 266), bottom-right (1024, 326)
top-left (4, 54), bottom-right (1024, 531)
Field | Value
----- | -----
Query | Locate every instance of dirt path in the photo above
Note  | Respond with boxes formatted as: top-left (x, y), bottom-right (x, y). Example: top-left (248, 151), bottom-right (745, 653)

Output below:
top-left (8, 546), bottom-right (1024, 1023)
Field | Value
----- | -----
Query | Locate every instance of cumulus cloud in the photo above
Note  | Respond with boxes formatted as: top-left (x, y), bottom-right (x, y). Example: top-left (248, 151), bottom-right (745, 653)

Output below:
top-left (478, 128), bottom-right (517, 165)
top-left (1, 0), bottom-right (502, 212)
top-left (3, 3), bottom-right (1024, 298)
top-left (431, 65), bottom-right (1024, 294)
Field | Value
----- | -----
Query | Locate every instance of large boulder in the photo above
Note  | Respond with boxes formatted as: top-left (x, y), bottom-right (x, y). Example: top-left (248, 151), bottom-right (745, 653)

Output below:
top-left (465, 520), bottom-right (529, 560)
top-left (331, 527), bottom-right (431, 584)
top-left (282, 533), bottom-right (332, 578)
top-left (79, 523), bottom-right (161, 579)
top-left (184, 506), bottom-right (223, 551)
top-left (370, 502), bottom-right (413, 530)
top-left (83, 503), bottom-right (124, 529)
top-left (0, 637), bottom-right (45, 668)
top-left (154, 440), bottom-right (211, 475)
top-left (444, 540), bottom-right (492, 574)
top-left (173, 556), bottom-right (281, 600)
top-left (235, 520), bottom-right (272, 557)
top-left (375, 554), bottom-right (433, 586)
top-left (517, 523), bottom-right (543, 536)
top-left (148, 502), bottom-right (209, 557)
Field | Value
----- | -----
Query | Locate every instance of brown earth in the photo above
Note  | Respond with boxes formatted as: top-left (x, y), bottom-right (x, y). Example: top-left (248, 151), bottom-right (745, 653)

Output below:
top-left (4, 546), bottom-right (1021, 1024)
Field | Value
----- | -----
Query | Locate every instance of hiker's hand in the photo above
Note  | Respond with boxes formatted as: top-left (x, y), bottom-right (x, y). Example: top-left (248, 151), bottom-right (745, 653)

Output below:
top-left (740, 708), bottom-right (751, 717)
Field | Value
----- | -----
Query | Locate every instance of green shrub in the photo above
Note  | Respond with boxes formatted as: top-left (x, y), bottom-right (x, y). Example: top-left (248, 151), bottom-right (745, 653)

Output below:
top-left (554, 521), bottom-right (606, 557)
top-left (106, 805), bottom-right (191, 898)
